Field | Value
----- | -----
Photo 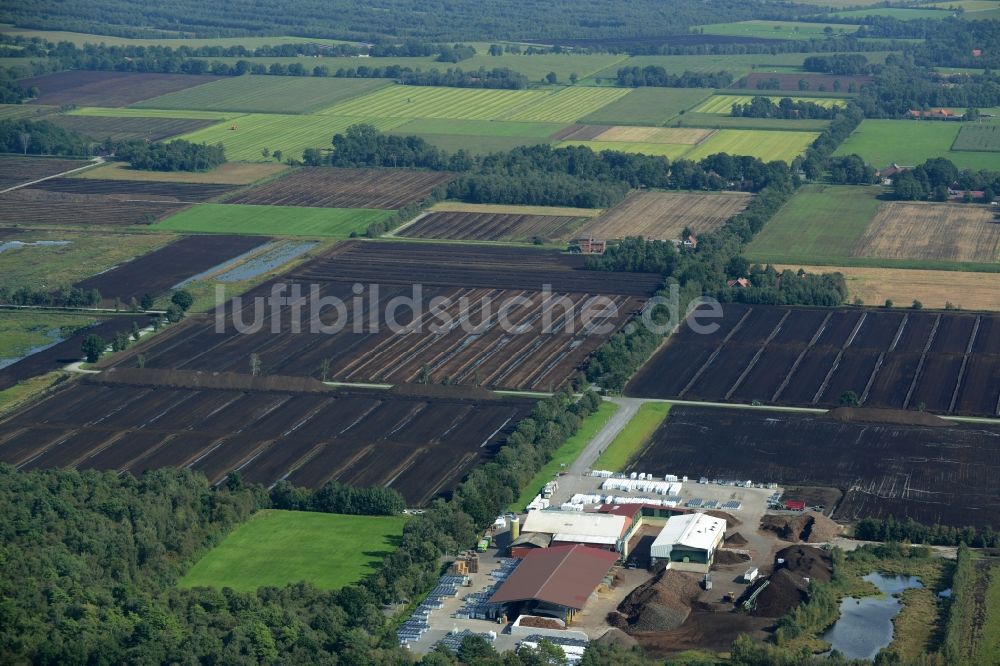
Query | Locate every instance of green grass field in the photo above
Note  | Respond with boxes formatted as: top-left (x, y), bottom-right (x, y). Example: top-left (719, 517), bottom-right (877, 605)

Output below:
top-left (834, 119), bottom-right (1000, 170)
top-left (558, 139), bottom-right (692, 159)
top-left (0, 103), bottom-right (55, 120)
top-left (581, 87), bottom-right (714, 126)
top-left (687, 128), bottom-right (819, 162)
top-left (593, 402), bottom-right (671, 472)
top-left (410, 133), bottom-right (553, 154)
top-left (831, 7), bottom-right (952, 19)
top-left (455, 52), bottom-right (627, 81)
top-left (505, 86), bottom-right (631, 122)
top-left (952, 123), bottom-right (1000, 151)
top-left (177, 113), bottom-right (406, 161)
top-left (692, 94), bottom-right (847, 115)
top-left (562, 127), bottom-right (817, 162)
top-left (156, 204), bottom-right (391, 236)
top-left (388, 118), bottom-right (564, 138)
top-left (697, 20), bottom-right (860, 40)
top-left (178, 510), bottom-right (408, 591)
top-left (668, 113), bottom-right (830, 131)
top-left (70, 106), bottom-right (235, 120)
top-left (745, 184), bottom-right (885, 264)
top-left (132, 76), bottom-right (390, 114)
top-left (0, 24), bottom-right (352, 48)
top-left (0, 230), bottom-right (172, 287)
top-left (321, 85), bottom-right (547, 121)
top-left (508, 401), bottom-right (619, 512)
top-left (0, 312), bottom-right (97, 362)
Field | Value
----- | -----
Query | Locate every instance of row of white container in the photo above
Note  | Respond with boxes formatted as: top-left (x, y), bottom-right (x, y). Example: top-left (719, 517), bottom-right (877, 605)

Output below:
top-left (561, 497), bottom-right (680, 511)
top-left (526, 494), bottom-right (550, 511)
top-left (591, 470), bottom-right (688, 483)
top-left (600, 478), bottom-right (683, 495)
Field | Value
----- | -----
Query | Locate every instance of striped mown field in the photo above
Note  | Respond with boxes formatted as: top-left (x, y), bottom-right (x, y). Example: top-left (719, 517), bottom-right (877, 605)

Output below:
top-left (505, 86), bottom-right (632, 122)
top-left (319, 85), bottom-right (547, 120)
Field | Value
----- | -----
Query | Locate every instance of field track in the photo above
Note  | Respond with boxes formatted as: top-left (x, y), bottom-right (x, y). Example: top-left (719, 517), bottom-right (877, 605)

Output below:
top-left (627, 303), bottom-right (1000, 417)
top-left (228, 167), bottom-right (455, 209)
top-left (0, 155), bottom-right (92, 189)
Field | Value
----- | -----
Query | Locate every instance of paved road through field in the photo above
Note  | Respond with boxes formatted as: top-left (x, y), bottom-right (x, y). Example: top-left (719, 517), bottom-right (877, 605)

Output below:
top-left (569, 396), bottom-right (643, 475)
top-left (0, 156), bottom-right (104, 194)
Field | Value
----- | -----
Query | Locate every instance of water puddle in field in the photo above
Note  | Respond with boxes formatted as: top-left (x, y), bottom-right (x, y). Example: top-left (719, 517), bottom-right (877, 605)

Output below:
top-left (214, 241), bottom-right (317, 282)
top-left (822, 573), bottom-right (923, 660)
top-left (0, 327), bottom-right (68, 370)
top-left (171, 241), bottom-right (274, 288)
top-left (0, 240), bottom-right (72, 254)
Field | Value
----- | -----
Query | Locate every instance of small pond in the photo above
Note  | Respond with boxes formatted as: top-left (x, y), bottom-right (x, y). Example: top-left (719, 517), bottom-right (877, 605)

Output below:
top-left (822, 572), bottom-right (923, 660)
top-left (0, 327), bottom-right (67, 370)
top-left (0, 240), bottom-right (71, 254)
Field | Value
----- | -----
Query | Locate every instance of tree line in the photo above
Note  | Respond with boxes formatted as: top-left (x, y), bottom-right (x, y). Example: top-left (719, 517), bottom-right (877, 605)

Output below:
top-left (0, 117), bottom-right (91, 156)
top-left (0, 284), bottom-right (101, 308)
top-left (855, 515), bottom-right (1000, 548)
top-left (113, 138), bottom-right (226, 172)
top-left (731, 96), bottom-right (839, 120)
top-left (892, 156), bottom-right (1000, 202)
top-left (615, 66), bottom-right (733, 88)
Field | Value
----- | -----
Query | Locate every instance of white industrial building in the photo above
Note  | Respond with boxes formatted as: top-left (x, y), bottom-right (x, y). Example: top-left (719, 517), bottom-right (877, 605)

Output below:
top-left (649, 513), bottom-right (726, 572)
top-left (520, 511), bottom-right (630, 553)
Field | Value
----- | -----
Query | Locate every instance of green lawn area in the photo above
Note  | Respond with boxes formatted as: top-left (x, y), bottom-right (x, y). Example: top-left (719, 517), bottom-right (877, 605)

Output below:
top-left (686, 128), bottom-right (819, 163)
top-left (0, 24), bottom-right (352, 48)
top-left (156, 204), bottom-right (391, 236)
top-left (406, 133), bottom-right (554, 154)
top-left (0, 312), bottom-right (97, 362)
top-left (831, 7), bottom-right (952, 19)
top-left (834, 119), bottom-right (1000, 171)
top-left (179, 510), bottom-right (408, 591)
top-left (745, 184), bottom-right (884, 264)
top-left (0, 230), bottom-right (172, 287)
top-left (593, 402), bottom-right (671, 472)
top-left (508, 401), bottom-right (619, 512)
top-left (697, 20), bottom-right (860, 40)
top-left (133, 76), bottom-right (390, 114)
top-left (581, 87), bottom-right (714, 126)
top-left (388, 118), bottom-right (564, 138)
top-left (176, 113), bottom-right (406, 162)
top-left (70, 106), bottom-right (235, 120)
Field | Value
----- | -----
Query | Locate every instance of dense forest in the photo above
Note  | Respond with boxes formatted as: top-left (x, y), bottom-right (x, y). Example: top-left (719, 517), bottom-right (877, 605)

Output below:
top-left (0, 0), bottom-right (801, 42)
top-left (0, 389), bottom-right (612, 664)
top-left (0, 118), bottom-right (91, 156)
top-left (113, 138), bottom-right (226, 171)
top-left (730, 96), bottom-right (838, 120)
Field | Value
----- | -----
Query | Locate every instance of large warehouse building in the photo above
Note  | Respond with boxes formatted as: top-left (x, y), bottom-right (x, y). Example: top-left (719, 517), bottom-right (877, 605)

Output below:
top-left (519, 510), bottom-right (631, 556)
top-left (489, 544), bottom-right (619, 622)
top-left (649, 513), bottom-right (725, 572)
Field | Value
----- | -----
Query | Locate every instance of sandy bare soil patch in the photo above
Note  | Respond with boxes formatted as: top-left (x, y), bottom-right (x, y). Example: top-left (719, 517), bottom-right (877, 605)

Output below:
top-left (579, 190), bottom-right (752, 240)
top-left (853, 202), bottom-right (1000, 263)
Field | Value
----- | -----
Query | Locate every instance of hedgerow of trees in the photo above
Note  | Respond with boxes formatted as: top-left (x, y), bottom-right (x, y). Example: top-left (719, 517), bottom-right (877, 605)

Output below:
top-left (113, 138), bottom-right (226, 171)
top-left (0, 117), bottom-right (91, 156)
